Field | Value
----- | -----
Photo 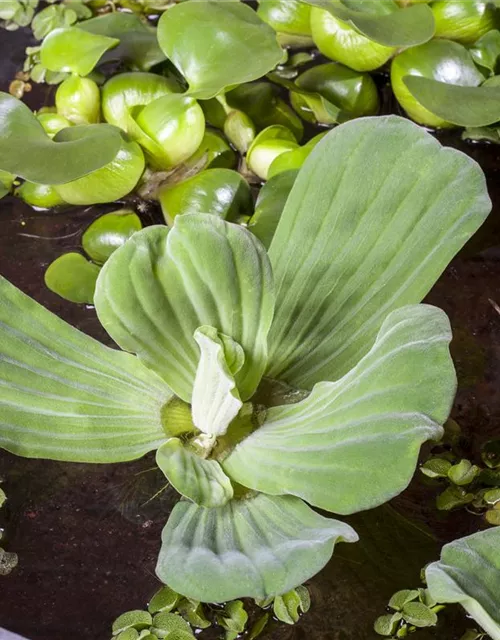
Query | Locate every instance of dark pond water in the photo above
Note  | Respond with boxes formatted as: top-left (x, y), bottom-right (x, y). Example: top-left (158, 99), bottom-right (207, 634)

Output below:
top-left (1, 26), bottom-right (500, 640)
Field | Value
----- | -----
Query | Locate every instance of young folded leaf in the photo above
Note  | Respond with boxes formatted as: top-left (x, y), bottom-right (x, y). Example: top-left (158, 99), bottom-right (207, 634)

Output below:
top-left (156, 493), bottom-right (358, 602)
top-left (0, 277), bottom-right (172, 463)
top-left (223, 304), bottom-right (454, 514)
top-left (156, 438), bottom-right (234, 508)
top-left (191, 327), bottom-right (243, 438)
top-left (426, 527), bottom-right (500, 640)
top-left (94, 217), bottom-right (275, 404)
top-left (266, 115), bottom-right (491, 389)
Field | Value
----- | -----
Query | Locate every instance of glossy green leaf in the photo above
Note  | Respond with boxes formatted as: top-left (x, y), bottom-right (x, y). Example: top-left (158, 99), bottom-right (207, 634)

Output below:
top-left (44, 252), bottom-right (101, 304)
top-left (223, 305), bottom-right (454, 515)
top-left (403, 76), bottom-right (500, 127)
top-left (95, 216), bottom-right (274, 403)
top-left (159, 169), bottom-right (253, 226)
top-left (156, 493), bottom-right (358, 602)
top-left (0, 170), bottom-right (14, 199)
top-left (157, 1), bottom-right (284, 99)
top-left (79, 12), bottom-right (166, 71)
top-left (426, 528), bottom-right (500, 640)
top-left (470, 30), bottom-right (500, 75)
top-left (0, 92), bottom-right (122, 184)
top-left (248, 170), bottom-right (297, 249)
top-left (82, 210), bottom-right (143, 265)
top-left (266, 115), bottom-right (491, 389)
top-left (302, 0), bottom-right (435, 46)
top-left (431, 0), bottom-right (498, 45)
top-left (191, 327), bottom-right (243, 438)
top-left (156, 438), bottom-right (234, 508)
top-left (0, 276), bottom-right (172, 463)
top-left (40, 27), bottom-right (119, 75)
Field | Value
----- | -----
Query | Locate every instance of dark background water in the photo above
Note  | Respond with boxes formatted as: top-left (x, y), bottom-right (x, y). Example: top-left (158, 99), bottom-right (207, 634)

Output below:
top-left (1, 26), bottom-right (500, 640)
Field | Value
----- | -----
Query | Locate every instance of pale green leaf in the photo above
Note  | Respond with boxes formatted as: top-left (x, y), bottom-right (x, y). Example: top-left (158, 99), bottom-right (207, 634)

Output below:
top-left (191, 326), bottom-right (243, 438)
top-left (0, 92), bottom-right (122, 184)
top-left (157, 1), bottom-right (284, 99)
top-left (113, 611), bottom-right (152, 635)
top-left (148, 586), bottom-right (180, 614)
top-left (426, 528), bottom-right (500, 640)
top-left (156, 438), bottom-right (234, 508)
top-left (300, 0), bottom-right (435, 46)
top-left (40, 27), bottom-right (119, 75)
top-left (266, 115), bottom-right (491, 389)
top-left (223, 305), bottom-right (454, 515)
top-left (44, 252), bottom-right (100, 304)
top-left (156, 493), bottom-right (357, 602)
top-left (95, 215), bottom-right (274, 403)
top-left (0, 276), bottom-right (172, 463)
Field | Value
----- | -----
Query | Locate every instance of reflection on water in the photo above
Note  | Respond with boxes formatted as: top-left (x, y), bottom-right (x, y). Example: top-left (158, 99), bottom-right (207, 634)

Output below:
top-left (1, 25), bottom-right (500, 640)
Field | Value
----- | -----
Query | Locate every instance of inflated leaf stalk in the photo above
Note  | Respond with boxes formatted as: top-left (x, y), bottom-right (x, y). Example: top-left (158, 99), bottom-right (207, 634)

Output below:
top-left (82, 210), bottom-right (143, 265)
top-left (15, 181), bottom-right (66, 209)
top-left (0, 92), bottom-right (122, 184)
top-left (307, 0), bottom-right (435, 72)
top-left (36, 112), bottom-right (72, 138)
top-left (426, 528), bottom-right (500, 640)
top-left (157, 0), bottom-right (285, 99)
top-left (55, 75), bottom-right (101, 125)
top-left (246, 125), bottom-right (300, 181)
top-left (268, 133), bottom-right (325, 179)
top-left (432, 1), bottom-right (499, 45)
top-left (257, 0), bottom-right (313, 48)
top-left (183, 130), bottom-right (237, 172)
top-left (391, 39), bottom-right (500, 128)
top-left (0, 117), bottom-right (491, 603)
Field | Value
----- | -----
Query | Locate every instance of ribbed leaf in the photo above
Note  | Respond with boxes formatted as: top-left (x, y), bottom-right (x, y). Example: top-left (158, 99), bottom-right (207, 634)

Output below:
top-left (192, 326), bottom-right (243, 438)
top-left (156, 438), bottom-right (234, 508)
top-left (267, 115), bottom-right (491, 389)
top-left (95, 215), bottom-right (274, 403)
top-left (0, 277), bottom-right (172, 463)
top-left (426, 528), bottom-right (500, 640)
top-left (223, 305), bottom-right (454, 515)
top-left (156, 493), bottom-right (358, 602)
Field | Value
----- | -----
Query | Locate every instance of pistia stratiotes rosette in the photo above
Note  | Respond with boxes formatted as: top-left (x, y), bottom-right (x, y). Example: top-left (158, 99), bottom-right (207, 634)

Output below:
top-left (0, 116), bottom-right (492, 603)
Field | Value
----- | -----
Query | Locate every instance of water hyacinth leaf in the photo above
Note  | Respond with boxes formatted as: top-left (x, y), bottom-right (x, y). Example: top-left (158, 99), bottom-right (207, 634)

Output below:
top-left (0, 92), bottom-right (122, 184)
top-left (300, 0), bottom-right (435, 46)
top-left (157, 1), bottom-right (284, 99)
top-left (248, 170), bottom-right (297, 250)
top-left (191, 327), bottom-right (243, 438)
top-left (0, 170), bottom-right (14, 199)
top-left (82, 210), bottom-right (142, 265)
top-left (426, 528), bottom-right (500, 640)
top-left (402, 77), bottom-right (500, 127)
top-left (40, 27), bottom-right (119, 75)
top-left (95, 216), bottom-right (274, 403)
top-left (78, 12), bottom-right (166, 71)
top-left (44, 252), bottom-right (100, 304)
top-left (0, 277), bottom-right (172, 463)
top-left (156, 493), bottom-right (358, 602)
top-left (156, 438), bottom-right (234, 508)
top-left (266, 115), bottom-right (491, 388)
top-left (224, 305), bottom-right (454, 514)
top-left (159, 169), bottom-right (253, 226)
top-left (470, 30), bottom-right (500, 75)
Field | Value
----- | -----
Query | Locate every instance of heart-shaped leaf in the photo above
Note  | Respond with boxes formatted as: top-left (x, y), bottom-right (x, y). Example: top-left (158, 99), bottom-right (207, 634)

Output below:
top-left (44, 252), bottom-right (101, 304)
top-left (94, 215), bottom-right (275, 403)
top-left (223, 305), bottom-right (454, 515)
top-left (301, 0), bottom-right (435, 46)
top-left (156, 493), bottom-right (358, 602)
top-left (40, 26), bottom-right (119, 75)
top-left (0, 92), bottom-right (122, 184)
top-left (156, 438), bottom-right (234, 508)
top-left (0, 277), bottom-right (172, 463)
top-left (157, 0), bottom-right (284, 99)
top-left (426, 528), bottom-right (500, 640)
top-left (403, 77), bottom-right (500, 127)
top-left (266, 115), bottom-right (491, 389)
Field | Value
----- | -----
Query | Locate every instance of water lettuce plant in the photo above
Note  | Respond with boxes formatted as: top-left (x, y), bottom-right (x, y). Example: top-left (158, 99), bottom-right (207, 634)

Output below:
top-left (0, 115), bottom-right (492, 603)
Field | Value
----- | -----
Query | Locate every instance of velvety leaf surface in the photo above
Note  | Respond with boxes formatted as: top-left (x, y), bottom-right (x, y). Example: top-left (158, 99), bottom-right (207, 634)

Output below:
top-left (94, 215), bottom-right (274, 403)
top-left (300, 0), bottom-right (435, 46)
top-left (403, 76), bottom-right (500, 127)
top-left (156, 493), bottom-right (358, 602)
top-left (191, 327), bottom-right (243, 438)
top-left (0, 92), bottom-right (122, 184)
top-left (266, 115), bottom-right (491, 389)
top-left (426, 528), bottom-right (500, 640)
top-left (0, 277), bottom-right (172, 463)
top-left (156, 438), bottom-right (234, 508)
top-left (223, 305), bottom-right (454, 515)
top-left (157, 0), bottom-right (284, 99)
top-left (40, 26), bottom-right (119, 75)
